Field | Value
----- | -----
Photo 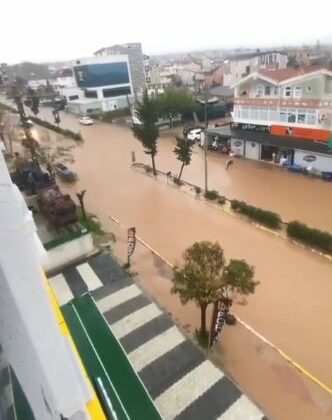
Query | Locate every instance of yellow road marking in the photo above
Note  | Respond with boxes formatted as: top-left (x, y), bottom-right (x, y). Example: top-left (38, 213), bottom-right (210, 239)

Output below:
top-left (108, 214), bottom-right (332, 397)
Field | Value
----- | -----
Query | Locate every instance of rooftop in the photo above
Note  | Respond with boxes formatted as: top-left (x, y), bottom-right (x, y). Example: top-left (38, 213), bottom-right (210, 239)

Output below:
top-left (258, 66), bottom-right (331, 82)
top-left (226, 50), bottom-right (288, 62)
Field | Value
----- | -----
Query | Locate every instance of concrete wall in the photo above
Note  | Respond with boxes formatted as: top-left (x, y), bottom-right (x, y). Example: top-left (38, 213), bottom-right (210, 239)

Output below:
top-left (294, 149), bottom-right (332, 172)
top-left (43, 233), bottom-right (94, 273)
top-left (0, 153), bottom-right (91, 420)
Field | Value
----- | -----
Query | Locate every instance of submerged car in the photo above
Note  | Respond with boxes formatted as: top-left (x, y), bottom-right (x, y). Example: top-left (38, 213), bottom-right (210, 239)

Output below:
top-left (54, 163), bottom-right (77, 183)
top-left (79, 116), bottom-right (93, 125)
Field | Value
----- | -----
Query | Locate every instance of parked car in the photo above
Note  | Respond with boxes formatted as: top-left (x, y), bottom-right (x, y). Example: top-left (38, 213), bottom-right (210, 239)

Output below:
top-left (54, 163), bottom-right (77, 183)
top-left (183, 125), bottom-right (204, 136)
top-left (187, 128), bottom-right (202, 142)
top-left (19, 117), bottom-right (33, 127)
top-left (79, 116), bottom-right (93, 125)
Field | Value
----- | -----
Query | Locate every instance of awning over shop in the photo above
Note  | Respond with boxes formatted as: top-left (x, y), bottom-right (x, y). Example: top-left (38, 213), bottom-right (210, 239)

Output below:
top-left (208, 126), bottom-right (331, 154)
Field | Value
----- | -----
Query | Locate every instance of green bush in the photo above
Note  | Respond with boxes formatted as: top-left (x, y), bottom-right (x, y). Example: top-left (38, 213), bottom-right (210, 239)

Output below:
top-left (231, 200), bottom-right (281, 229)
top-left (204, 190), bottom-right (219, 201)
top-left (29, 116), bottom-right (82, 141)
top-left (287, 221), bottom-right (332, 254)
top-left (217, 196), bottom-right (226, 205)
top-left (194, 186), bottom-right (201, 194)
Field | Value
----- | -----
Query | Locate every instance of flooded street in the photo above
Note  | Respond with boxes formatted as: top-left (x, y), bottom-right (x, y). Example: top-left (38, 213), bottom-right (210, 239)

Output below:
top-left (51, 117), bottom-right (332, 390)
top-left (36, 106), bottom-right (332, 231)
top-left (9, 105), bottom-right (332, 415)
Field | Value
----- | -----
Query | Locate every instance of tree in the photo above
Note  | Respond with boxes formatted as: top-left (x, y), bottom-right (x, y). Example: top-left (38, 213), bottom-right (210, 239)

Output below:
top-left (156, 88), bottom-right (196, 128)
top-left (171, 241), bottom-right (258, 336)
top-left (132, 90), bottom-right (159, 175)
top-left (173, 136), bottom-right (193, 182)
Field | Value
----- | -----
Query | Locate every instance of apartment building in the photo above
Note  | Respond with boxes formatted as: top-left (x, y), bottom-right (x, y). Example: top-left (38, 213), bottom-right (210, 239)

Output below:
top-left (223, 51), bottom-right (288, 87)
top-left (94, 42), bottom-right (146, 94)
top-left (226, 66), bottom-right (332, 171)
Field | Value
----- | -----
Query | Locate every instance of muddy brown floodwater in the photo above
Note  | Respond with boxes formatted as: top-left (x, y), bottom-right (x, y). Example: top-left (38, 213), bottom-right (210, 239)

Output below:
top-left (21, 107), bottom-right (332, 416)
top-left (34, 106), bottom-right (332, 231)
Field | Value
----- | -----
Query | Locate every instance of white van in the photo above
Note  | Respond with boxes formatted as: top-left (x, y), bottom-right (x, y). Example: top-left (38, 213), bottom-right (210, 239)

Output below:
top-left (187, 128), bottom-right (202, 142)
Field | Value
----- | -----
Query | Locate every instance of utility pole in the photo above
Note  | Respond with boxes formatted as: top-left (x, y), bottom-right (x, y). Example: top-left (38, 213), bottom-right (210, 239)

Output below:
top-left (204, 91), bottom-right (208, 194)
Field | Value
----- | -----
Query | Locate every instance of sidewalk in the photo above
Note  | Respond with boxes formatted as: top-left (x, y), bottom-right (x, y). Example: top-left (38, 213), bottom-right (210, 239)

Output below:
top-left (108, 220), bottom-right (332, 420)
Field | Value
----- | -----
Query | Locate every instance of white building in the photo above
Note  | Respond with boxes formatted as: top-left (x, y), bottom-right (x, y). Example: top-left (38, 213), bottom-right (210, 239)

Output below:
top-left (55, 55), bottom-right (134, 115)
top-left (0, 152), bottom-right (96, 419)
top-left (223, 51), bottom-right (288, 87)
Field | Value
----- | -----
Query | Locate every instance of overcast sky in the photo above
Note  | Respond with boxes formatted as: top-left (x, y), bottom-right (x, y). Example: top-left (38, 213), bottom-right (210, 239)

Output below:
top-left (2, 0), bottom-right (332, 64)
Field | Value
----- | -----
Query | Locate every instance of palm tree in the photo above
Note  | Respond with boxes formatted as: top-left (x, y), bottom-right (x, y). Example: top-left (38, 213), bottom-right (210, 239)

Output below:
top-left (132, 91), bottom-right (159, 175)
top-left (173, 136), bottom-right (193, 182)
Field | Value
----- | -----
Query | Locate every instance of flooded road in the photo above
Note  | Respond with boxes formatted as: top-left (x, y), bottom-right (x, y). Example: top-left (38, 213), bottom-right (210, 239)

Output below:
top-left (35, 106), bottom-right (332, 231)
top-left (52, 118), bottom-right (332, 393)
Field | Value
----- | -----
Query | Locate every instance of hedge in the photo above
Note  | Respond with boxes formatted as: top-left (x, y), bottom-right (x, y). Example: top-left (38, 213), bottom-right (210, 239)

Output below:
top-left (204, 190), bottom-right (219, 201)
top-left (287, 221), bottom-right (332, 254)
top-left (30, 116), bottom-right (82, 141)
top-left (0, 102), bottom-right (82, 141)
top-left (231, 199), bottom-right (281, 229)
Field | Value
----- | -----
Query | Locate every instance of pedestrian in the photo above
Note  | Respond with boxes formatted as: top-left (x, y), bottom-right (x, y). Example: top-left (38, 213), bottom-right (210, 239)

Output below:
top-left (131, 151), bottom-right (136, 164)
top-left (225, 159), bottom-right (233, 170)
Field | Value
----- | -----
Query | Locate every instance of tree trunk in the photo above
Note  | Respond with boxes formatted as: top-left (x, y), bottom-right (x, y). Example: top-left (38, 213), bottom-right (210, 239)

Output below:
top-left (151, 153), bottom-right (157, 176)
top-left (200, 303), bottom-right (207, 335)
top-left (178, 162), bottom-right (185, 182)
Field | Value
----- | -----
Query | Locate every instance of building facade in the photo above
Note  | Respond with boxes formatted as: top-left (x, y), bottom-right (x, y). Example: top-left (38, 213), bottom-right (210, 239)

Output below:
top-left (223, 51), bottom-right (288, 87)
top-left (227, 67), bottom-right (332, 172)
top-left (56, 55), bottom-right (133, 115)
top-left (95, 42), bottom-right (146, 95)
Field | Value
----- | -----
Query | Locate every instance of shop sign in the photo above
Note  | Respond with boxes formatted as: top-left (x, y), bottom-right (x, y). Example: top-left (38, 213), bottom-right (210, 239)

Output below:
top-left (232, 123), bottom-right (270, 133)
top-left (303, 155), bottom-right (317, 162)
top-left (208, 297), bottom-right (232, 348)
top-left (232, 122), bottom-right (270, 133)
top-left (271, 125), bottom-right (330, 142)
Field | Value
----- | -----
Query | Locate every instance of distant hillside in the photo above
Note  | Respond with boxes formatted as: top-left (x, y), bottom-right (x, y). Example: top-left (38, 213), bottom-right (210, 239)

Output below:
top-left (6, 62), bottom-right (51, 81)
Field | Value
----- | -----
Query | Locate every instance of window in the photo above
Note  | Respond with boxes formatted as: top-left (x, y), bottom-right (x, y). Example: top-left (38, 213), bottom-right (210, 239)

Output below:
top-left (306, 111), bottom-right (316, 125)
top-left (297, 110), bottom-right (306, 123)
top-left (287, 109), bottom-right (296, 123)
top-left (264, 85), bottom-right (271, 96)
top-left (74, 62), bottom-right (130, 88)
top-left (294, 86), bottom-right (302, 98)
top-left (102, 86), bottom-right (131, 98)
top-left (241, 106), bottom-right (249, 119)
top-left (274, 87), bottom-right (278, 95)
top-left (245, 65), bottom-right (250, 75)
top-left (284, 87), bottom-right (292, 97)
top-left (306, 85), bottom-right (312, 93)
top-left (84, 90), bottom-right (97, 98)
top-left (258, 107), bottom-right (268, 121)
top-left (269, 108), bottom-right (279, 121)
top-left (249, 107), bottom-right (259, 120)
top-left (279, 110), bottom-right (288, 122)
top-left (68, 95), bottom-right (78, 101)
top-left (256, 85), bottom-right (264, 96)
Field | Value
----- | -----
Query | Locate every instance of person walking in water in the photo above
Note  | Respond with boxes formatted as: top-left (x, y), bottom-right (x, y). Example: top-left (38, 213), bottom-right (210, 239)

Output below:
top-left (225, 159), bottom-right (233, 170)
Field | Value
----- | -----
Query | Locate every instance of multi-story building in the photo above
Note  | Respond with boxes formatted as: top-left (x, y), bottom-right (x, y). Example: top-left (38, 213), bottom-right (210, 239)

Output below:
top-left (211, 66), bottom-right (332, 172)
top-left (57, 55), bottom-right (133, 115)
top-left (223, 51), bottom-right (288, 87)
top-left (94, 42), bottom-right (146, 94)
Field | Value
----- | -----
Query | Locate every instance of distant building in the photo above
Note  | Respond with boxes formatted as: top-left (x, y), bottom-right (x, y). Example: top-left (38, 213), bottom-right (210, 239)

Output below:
top-left (223, 50), bottom-right (288, 87)
top-left (55, 55), bottom-right (133, 115)
top-left (95, 42), bottom-right (146, 94)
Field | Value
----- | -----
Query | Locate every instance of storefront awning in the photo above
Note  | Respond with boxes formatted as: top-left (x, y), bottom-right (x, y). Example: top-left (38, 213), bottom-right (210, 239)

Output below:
top-left (208, 126), bottom-right (331, 154)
